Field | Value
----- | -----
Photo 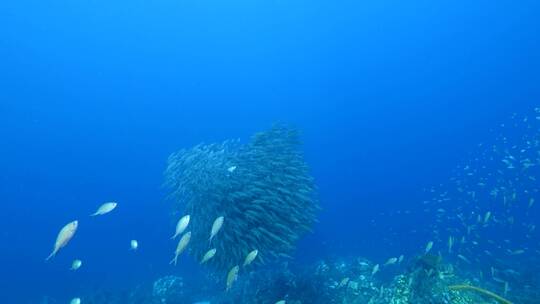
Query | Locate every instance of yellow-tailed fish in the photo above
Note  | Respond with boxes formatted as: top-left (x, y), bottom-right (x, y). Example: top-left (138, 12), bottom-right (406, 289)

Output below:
top-left (209, 216), bottom-right (224, 242)
top-left (171, 215), bottom-right (190, 239)
top-left (90, 202), bottom-right (117, 216)
top-left (243, 249), bottom-right (258, 267)
top-left (170, 231), bottom-right (191, 265)
top-left (226, 265), bottom-right (239, 291)
top-left (46, 220), bottom-right (78, 260)
top-left (200, 248), bottom-right (217, 264)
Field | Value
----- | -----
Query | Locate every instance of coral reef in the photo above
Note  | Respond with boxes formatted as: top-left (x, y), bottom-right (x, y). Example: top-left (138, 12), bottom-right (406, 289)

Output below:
top-left (164, 125), bottom-right (319, 272)
top-left (43, 254), bottom-right (538, 304)
top-left (152, 276), bottom-right (186, 303)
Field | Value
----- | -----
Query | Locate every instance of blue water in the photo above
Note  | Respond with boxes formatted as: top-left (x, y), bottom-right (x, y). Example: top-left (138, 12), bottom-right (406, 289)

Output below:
top-left (1, 0), bottom-right (540, 302)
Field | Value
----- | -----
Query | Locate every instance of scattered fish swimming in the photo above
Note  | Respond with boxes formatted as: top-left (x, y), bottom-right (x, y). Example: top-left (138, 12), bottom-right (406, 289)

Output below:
top-left (172, 215), bottom-right (190, 239)
top-left (243, 249), bottom-right (258, 267)
top-left (200, 248), bottom-right (217, 264)
top-left (371, 264), bottom-right (380, 275)
top-left (90, 202), bottom-right (117, 216)
top-left (171, 231), bottom-right (191, 265)
top-left (46, 220), bottom-right (78, 261)
top-left (209, 216), bottom-right (224, 243)
top-left (70, 259), bottom-right (82, 271)
top-left (226, 265), bottom-right (239, 291)
top-left (425, 241), bottom-right (434, 254)
top-left (383, 257), bottom-right (398, 266)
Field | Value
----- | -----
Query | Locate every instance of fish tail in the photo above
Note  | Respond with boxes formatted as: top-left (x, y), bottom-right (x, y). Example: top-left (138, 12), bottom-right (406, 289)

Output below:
top-left (170, 234), bottom-right (177, 240)
top-left (90, 212), bottom-right (98, 217)
top-left (169, 256), bottom-right (178, 266)
top-left (45, 251), bottom-right (55, 261)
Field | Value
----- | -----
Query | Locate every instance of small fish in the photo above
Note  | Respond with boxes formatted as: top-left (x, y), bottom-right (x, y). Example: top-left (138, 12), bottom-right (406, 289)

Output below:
top-left (170, 231), bottom-right (191, 265)
top-left (171, 215), bottom-right (190, 239)
top-left (425, 241), bottom-right (434, 254)
top-left (372, 264), bottom-right (380, 275)
top-left (70, 259), bottom-right (82, 271)
top-left (226, 265), bottom-right (240, 291)
top-left (130, 240), bottom-right (138, 250)
top-left (383, 257), bottom-right (398, 266)
top-left (243, 249), bottom-right (258, 267)
top-left (227, 166), bottom-right (237, 173)
top-left (509, 249), bottom-right (525, 255)
top-left (200, 248), bottom-right (217, 264)
top-left (275, 301), bottom-right (286, 304)
top-left (46, 220), bottom-right (78, 260)
top-left (70, 298), bottom-right (81, 304)
top-left (398, 255), bottom-right (404, 264)
top-left (90, 202), bottom-right (117, 216)
top-left (448, 236), bottom-right (454, 253)
top-left (493, 276), bottom-right (506, 283)
top-left (457, 254), bottom-right (471, 264)
top-left (338, 277), bottom-right (350, 288)
top-left (484, 211), bottom-right (491, 224)
top-left (209, 216), bottom-right (224, 242)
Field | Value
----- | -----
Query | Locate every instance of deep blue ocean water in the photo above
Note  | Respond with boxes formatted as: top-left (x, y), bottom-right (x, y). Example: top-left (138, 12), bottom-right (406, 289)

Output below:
top-left (1, 0), bottom-right (540, 302)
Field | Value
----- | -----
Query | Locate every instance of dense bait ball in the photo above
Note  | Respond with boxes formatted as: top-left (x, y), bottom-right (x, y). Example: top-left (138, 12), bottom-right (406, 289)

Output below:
top-left (164, 125), bottom-right (319, 271)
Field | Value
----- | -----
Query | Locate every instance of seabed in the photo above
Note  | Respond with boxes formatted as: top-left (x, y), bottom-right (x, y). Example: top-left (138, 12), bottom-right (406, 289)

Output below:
top-left (42, 254), bottom-right (538, 304)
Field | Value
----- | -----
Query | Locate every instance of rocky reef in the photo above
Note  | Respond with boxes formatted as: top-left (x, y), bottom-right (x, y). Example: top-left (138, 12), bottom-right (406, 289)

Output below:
top-left (50, 252), bottom-right (539, 304)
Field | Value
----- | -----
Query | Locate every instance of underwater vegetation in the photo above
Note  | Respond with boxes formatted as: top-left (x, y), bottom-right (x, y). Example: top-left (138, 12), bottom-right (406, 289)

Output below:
top-left (164, 125), bottom-right (319, 272)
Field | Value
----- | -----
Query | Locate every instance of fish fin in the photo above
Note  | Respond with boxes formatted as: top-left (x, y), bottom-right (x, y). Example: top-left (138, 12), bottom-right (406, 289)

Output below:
top-left (169, 256), bottom-right (177, 266)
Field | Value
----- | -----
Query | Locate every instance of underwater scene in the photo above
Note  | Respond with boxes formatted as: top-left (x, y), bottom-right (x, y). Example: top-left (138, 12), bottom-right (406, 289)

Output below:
top-left (1, 0), bottom-right (540, 303)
